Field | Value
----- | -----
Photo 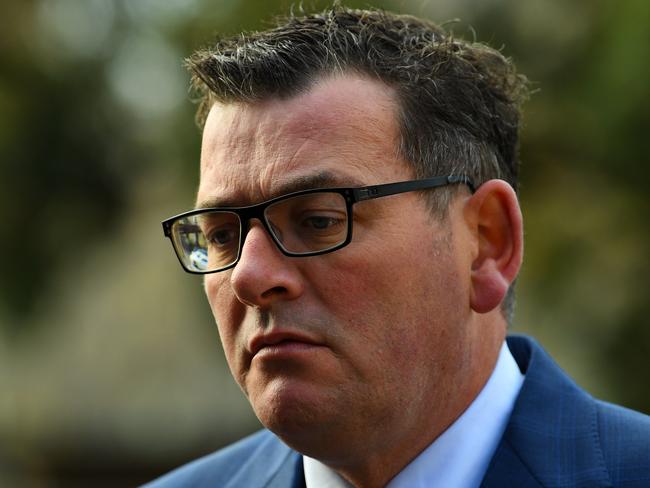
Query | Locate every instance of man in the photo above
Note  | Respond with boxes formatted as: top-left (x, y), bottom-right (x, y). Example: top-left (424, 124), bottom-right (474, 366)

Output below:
top-left (150, 6), bottom-right (650, 488)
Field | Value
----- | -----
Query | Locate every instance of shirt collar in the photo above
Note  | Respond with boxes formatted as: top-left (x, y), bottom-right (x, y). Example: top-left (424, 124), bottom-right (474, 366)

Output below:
top-left (304, 341), bottom-right (524, 488)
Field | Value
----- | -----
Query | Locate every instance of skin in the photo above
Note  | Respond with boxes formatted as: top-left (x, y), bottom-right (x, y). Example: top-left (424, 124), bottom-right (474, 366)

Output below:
top-left (197, 74), bottom-right (523, 488)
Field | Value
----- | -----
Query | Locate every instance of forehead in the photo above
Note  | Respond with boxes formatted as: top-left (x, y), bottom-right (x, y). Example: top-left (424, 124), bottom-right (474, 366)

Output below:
top-left (197, 74), bottom-right (409, 207)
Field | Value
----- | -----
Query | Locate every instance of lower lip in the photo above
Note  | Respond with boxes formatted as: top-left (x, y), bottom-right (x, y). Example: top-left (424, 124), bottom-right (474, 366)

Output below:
top-left (254, 341), bottom-right (324, 360)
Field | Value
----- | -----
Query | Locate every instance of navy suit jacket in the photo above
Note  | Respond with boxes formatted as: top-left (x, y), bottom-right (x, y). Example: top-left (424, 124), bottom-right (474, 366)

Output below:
top-left (145, 336), bottom-right (650, 487)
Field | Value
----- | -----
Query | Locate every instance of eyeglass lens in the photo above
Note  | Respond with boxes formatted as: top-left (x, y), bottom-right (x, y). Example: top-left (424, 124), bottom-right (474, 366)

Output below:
top-left (170, 192), bottom-right (349, 272)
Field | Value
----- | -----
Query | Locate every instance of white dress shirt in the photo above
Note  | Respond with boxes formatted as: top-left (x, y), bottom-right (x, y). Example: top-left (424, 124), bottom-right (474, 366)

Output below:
top-left (304, 341), bottom-right (524, 488)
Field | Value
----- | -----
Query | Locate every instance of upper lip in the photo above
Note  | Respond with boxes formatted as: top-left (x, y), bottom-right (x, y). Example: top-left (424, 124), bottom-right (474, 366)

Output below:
top-left (248, 330), bottom-right (324, 357)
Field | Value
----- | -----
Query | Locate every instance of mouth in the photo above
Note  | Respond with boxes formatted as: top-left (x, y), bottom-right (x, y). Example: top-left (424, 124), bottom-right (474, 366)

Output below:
top-left (249, 331), bottom-right (325, 359)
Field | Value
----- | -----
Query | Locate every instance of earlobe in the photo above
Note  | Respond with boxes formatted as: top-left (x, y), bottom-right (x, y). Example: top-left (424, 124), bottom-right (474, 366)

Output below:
top-left (470, 262), bottom-right (510, 313)
top-left (466, 180), bottom-right (523, 314)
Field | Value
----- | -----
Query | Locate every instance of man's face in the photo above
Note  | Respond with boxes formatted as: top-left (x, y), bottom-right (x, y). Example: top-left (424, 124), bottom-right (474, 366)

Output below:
top-left (197, 74), bottom-right (476, 459)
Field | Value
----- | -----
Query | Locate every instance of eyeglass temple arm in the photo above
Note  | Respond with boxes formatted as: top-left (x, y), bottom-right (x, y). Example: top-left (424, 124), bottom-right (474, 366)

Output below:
top-left (353, 175), bottom-right (475, 202)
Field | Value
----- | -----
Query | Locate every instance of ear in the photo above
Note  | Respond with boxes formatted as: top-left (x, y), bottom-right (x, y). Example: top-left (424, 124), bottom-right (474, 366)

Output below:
top-left (463, 179), bottom-right (523, 314)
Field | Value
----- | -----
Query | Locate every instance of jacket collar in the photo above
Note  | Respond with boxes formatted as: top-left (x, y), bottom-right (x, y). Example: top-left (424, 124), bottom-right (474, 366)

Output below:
top-left (481, 335), bottom-right (612, 487)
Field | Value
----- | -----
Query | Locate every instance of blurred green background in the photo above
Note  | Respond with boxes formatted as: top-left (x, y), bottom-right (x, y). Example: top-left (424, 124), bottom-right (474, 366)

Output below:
top-left (1, 0), bottom-right (648, 485)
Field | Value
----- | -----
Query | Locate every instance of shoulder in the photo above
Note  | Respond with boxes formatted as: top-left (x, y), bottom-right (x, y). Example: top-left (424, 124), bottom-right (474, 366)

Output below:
top-left (595, 399), bottom-right (650, 485)
top-left (142, 430), bottom-right (302, 488)
top-left (499, 335), bottom-right (650, 487)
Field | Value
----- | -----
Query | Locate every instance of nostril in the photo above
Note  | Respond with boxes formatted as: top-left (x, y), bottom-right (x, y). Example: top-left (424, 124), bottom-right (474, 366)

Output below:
top-left (261, 286), bottom-right (287, 299)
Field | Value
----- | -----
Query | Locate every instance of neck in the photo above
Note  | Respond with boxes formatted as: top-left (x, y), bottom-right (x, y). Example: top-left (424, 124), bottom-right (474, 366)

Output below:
top-left (316, 317), bottom-right (507, 488)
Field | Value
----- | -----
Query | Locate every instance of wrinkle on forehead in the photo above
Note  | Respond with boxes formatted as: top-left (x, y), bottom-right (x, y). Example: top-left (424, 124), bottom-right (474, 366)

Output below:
top-left (198, 73), bottom-right (403, 205)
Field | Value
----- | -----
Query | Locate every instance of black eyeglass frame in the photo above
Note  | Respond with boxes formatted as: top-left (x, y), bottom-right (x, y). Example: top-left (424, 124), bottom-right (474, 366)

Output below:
top-left (162, 175), bottom-right (475, 274)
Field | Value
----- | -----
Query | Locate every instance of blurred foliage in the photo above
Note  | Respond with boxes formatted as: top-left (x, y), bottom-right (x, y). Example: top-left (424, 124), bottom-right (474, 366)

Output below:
top-left (0, 0), bottom-right (648, 485)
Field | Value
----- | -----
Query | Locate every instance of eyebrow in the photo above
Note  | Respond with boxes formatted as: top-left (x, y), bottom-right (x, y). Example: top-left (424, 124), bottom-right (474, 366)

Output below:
top-left (195, 171), bottom-right (365, 209)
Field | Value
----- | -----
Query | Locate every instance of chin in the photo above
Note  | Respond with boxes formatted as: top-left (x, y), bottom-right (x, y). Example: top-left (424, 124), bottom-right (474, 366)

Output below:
top-left (251, 378), bottom-right (342, 447)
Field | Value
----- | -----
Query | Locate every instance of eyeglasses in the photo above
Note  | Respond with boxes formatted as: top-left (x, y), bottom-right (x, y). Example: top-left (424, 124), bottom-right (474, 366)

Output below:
top-left (162, 175), bottom-right (475, 274)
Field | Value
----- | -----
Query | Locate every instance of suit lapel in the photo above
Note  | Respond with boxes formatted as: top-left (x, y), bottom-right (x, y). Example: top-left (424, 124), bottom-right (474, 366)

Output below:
top-left (265, 451), bottom-right (305, 488)
top-left (480, 437), bottom-right (543, 487)
top-left (224, 434), bottom-right (305, 488)
top-left (481, 336), bottom-right (612, 488)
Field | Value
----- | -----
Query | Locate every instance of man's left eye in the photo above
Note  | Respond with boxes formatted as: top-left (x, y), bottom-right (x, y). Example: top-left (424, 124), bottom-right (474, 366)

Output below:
top-left (302, 216), bottom-right (341, 230)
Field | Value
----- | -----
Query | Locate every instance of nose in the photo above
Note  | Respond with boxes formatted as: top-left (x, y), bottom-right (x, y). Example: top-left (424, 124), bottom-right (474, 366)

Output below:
top-left (230, 220), bottom-right (304, 308)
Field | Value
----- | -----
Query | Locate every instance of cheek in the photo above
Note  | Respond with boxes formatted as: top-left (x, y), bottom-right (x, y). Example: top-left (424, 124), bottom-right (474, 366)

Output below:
top-left (317, 236), bottom-right (449, 311)
top-left (204, 274), bottom-right (243, 367)
top-left (316, 233), bottom-right (465, 352)
top-left (309, 254), bottom-right (384, 321)
top-left (307, 248), bottom-right (423, 361)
